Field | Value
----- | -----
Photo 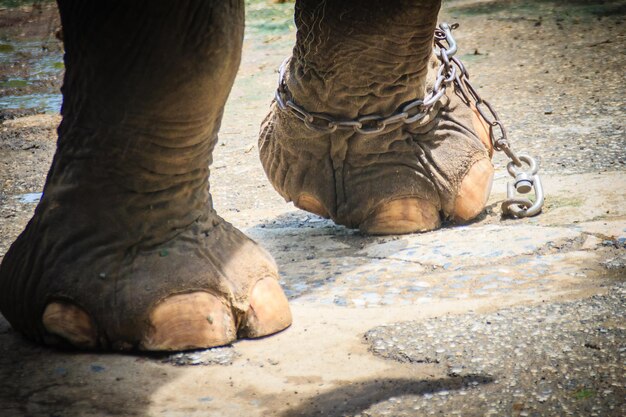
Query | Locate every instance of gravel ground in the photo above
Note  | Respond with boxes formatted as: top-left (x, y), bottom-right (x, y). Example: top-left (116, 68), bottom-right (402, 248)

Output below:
top-left (363, 283), bottom-right (626, 417)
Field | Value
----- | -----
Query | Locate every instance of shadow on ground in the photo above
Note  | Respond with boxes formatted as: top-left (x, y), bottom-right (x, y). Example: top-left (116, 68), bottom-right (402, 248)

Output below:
top-left (0, 316), bottom-right (181, 417)
top-left (281, 375), bottom-right (494, 417)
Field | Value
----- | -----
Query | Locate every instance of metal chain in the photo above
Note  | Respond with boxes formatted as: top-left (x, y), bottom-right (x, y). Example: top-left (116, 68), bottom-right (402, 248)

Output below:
top-left (435, 23), bottom-right (545, 218)
top-left (274, 61), bottom-right (434, 135)
top-left (274, 22), bottom-right (544, 218)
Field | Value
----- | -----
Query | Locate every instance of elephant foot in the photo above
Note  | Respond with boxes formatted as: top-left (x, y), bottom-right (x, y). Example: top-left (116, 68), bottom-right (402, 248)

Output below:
top-left (0, 0), bottom-right (293, 351)
top-left (1, 213), bottom-right (291, 351)
top-left (259, 68), bottom-right (493, 235)
top-left (259, 1), bottom-right (493, 234)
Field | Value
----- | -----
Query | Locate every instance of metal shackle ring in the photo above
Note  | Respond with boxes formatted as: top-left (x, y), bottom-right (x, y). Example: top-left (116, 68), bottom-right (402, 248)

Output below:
top-left (503, 174), bottom-right (544, 218)
top-left (507, 153), bottom-right (538, 177)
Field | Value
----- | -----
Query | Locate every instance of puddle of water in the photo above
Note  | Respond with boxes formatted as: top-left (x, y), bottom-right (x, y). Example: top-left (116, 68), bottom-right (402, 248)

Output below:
top-left (0, 43), bottom-right (15, 53)
top-left (17, 192), bottom-right (42, 203)
top-left (0, 93), bottom-right (61, 113)
top-left (0, 39), bottom-right (63, 113)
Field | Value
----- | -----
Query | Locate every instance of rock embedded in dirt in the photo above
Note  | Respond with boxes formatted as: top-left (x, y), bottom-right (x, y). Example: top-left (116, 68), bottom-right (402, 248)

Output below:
top-left (160, 346), bottom-right (240, 366)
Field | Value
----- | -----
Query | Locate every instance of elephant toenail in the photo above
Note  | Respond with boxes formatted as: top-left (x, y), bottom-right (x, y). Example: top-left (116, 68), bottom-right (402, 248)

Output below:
top-left (360, 197), bottom-right (441, 235)
top-left (239, 277), bottom-right (292, 339)
top-left (296, 193), bottom-right (329, 218)
top-left (141, 292), bottom-right (236, 351)
top-left (42, 301), bottom-right (98, 349)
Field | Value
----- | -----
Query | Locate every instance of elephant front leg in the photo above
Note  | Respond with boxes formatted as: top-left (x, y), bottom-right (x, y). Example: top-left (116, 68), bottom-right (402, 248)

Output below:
top-left (0, 0), bottom-right (291, 351)
top-left (259, 0), bottom-right (494, 234)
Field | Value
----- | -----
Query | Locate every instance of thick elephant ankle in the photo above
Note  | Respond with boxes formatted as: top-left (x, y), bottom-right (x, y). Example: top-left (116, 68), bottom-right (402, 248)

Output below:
top-left (0, 1), bottom-right (293, 352)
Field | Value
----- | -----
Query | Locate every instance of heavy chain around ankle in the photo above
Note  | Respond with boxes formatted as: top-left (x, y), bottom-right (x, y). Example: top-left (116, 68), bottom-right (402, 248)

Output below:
top-left (274, 60), bottom-right (439, 135)
top-left (274, 23), bottom-right (544, 218)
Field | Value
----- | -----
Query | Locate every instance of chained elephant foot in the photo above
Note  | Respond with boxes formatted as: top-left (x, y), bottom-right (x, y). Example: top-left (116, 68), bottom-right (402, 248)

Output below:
top-left (258, 0), bottom-right (494, 235)
top-left (260, 78), bottom-right (494, 235)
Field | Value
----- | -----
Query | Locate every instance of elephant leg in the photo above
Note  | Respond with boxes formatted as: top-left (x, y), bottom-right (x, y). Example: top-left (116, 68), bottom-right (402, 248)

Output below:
top-left (0, 0), bottom-right (291, 351)
top-left (259, 0), bottom-right (494, 234)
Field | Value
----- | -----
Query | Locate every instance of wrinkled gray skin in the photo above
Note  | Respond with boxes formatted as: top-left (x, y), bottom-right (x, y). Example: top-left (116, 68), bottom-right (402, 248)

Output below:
top-left (0, 0), bottom-right (489, 351)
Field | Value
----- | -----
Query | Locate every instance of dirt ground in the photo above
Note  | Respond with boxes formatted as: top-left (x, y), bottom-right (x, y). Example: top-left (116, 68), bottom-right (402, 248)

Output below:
top-left (0, 1), bottom-right (625, 416)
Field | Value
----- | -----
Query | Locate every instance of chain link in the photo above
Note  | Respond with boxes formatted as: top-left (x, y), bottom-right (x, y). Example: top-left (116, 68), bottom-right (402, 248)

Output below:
top-left (275, 61), bottom-right (438, 135)
top-left (274, 22), bottom-right (544, 218)
top-left (436, 23), bottom-right (545, 218)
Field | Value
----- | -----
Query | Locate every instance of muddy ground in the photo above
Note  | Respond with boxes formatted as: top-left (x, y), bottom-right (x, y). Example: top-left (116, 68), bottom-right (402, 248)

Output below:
top-left (0, 1), bottom-right (625, 416)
